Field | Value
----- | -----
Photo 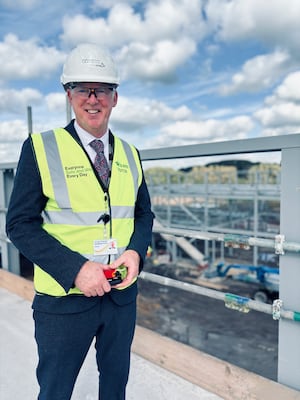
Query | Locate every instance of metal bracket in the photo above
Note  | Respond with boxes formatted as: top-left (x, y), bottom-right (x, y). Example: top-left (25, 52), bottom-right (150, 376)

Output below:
top-left (272, 299), bottom-right (283, 320)
top-left (224, 234), bottom-right (250, 250)
top-left (274, 234), bottom-right (285, 255)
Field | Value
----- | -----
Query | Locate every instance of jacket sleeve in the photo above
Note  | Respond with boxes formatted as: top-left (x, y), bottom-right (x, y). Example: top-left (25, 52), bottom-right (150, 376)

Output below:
top-left (6, 137), bottom-right (87, 292)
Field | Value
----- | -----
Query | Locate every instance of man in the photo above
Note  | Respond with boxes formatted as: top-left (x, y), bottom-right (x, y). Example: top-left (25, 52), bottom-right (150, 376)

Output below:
top-left (6, 43), bottom-right (154, 400)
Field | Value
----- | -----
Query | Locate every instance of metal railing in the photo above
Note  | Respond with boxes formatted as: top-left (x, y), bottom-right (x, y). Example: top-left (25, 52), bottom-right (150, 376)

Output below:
top-left (1, 132), bottom-right (300, 391)
top-left (139, 133), bottom-right (300, 391)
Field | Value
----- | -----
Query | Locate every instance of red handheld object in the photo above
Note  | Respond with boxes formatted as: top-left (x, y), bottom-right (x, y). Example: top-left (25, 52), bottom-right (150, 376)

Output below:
top-left (104, 268), bottom-right (123, 285)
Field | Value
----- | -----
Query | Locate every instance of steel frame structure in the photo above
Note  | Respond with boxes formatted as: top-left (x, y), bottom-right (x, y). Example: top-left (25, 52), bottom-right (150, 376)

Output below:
top-left (1, 133), bottom-right (300, 390)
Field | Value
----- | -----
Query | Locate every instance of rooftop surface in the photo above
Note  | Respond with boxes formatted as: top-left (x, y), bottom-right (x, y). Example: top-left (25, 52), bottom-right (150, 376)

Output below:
top-left (0, 287), bottom-right (223, 400)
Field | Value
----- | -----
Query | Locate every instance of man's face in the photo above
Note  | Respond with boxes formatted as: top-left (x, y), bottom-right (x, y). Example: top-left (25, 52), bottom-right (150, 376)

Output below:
top-left (67, 82), bottom-right (118, 137)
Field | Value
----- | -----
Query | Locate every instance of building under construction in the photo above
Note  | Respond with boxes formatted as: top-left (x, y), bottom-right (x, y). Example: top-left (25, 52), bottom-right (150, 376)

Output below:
top-left (1, 132), bottom-right (300, 399)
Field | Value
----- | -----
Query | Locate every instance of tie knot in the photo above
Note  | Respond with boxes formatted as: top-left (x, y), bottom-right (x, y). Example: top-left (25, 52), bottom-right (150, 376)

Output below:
top-left (89, 139), bottom-right (104, 154)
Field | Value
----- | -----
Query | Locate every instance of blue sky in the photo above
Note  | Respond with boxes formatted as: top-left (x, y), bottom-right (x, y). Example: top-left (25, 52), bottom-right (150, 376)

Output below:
top-left (0, 0), bottom-right (300, 166)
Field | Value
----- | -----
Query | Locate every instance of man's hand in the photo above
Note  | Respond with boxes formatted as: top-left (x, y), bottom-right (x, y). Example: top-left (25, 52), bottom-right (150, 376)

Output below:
top-left (74, 261), bottom-right (111, 297)
top-left (109, 250), bottom-right (140, 289)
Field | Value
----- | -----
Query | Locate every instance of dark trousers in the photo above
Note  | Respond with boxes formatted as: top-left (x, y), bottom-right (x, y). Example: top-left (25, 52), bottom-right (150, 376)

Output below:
top-left (33, 294), bottom-right (136, 400)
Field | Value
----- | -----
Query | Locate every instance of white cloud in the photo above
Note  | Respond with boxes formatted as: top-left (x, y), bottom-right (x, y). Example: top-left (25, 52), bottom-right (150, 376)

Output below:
top-left (255, 103), bottom-right (300, 129)
top-left (62, 0), bottom-right (205, 47)
top-left (118, 39), bottom-right (196, 82)
top-left (260, 126), bottom-right (300, 137)
top-left (0, 34), bottom-right (65, 82)
top-left (203, 0), bottom-right (300, 102)
top-left (0, 87), bottom-right (42, 114)
top-left (112, 95), bottom-right (191, 131)
top-left (220, 50), bottom-right (290, 95)
top-left (61, 14), bottom-right (114, 48)
top-left (61, 0), bottom-right (203, 82)
top-left (206, 0), bottom-right (300, 54)
top-left (142, 0), bottom-right (205, 39)
top-left (0, 118), bottom-right (29, 162)
top-left (0, 119), bottom-right (28, 141)
top-left (0, 141), bottom-right (23, 163)
top-left (149, 116), bottom-right (254, 147)
top-left (1, 0), bottom-right (299, 164)
top-left (270, 71), bottom-right (300, 103)
top-left (45, 92), bottom-right (67, 113)
top-left (254, 71), bottom-right (300, 132)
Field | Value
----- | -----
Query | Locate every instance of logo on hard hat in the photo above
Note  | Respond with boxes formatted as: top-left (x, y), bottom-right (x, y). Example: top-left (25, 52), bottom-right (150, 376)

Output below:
top-left (82, 58), bottom-right (105, 68)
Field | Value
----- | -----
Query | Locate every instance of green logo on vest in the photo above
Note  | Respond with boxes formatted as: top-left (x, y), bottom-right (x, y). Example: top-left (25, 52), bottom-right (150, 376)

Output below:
top-left (115, 161), bottom-right (129, 173)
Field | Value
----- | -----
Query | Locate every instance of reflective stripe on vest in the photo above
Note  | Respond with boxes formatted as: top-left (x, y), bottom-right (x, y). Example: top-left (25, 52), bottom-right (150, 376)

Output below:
top-left (41, 129), bottom-right (140, 213)
top-left (31, 128), bottom-right (142, 296)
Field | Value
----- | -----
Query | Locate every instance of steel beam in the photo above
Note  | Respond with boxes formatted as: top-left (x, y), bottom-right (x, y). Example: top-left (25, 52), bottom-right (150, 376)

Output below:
top-left (278, 146), bottom-right (300, 390)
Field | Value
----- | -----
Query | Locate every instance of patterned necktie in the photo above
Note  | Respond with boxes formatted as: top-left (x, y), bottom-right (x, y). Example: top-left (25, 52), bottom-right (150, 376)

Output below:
top-left (89, 139), bottom-right (110, 186)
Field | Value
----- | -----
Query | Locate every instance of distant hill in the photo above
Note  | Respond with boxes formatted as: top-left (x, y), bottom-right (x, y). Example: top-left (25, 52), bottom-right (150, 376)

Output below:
top-left (180, 159), bottom-right (258, 173)
top-left (206, 159), bottom-right (259, 170)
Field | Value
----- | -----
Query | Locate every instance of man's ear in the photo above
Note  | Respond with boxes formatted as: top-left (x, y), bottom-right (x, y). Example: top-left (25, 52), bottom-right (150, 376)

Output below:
top-left (113, 90), bottom-right (118, 107)
top-left (66, 89), bottom-right (72, 102)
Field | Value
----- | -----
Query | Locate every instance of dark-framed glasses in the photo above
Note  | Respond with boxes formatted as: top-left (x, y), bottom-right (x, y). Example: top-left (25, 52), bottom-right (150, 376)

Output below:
top-left (70, 85), bottom-right (115, 99)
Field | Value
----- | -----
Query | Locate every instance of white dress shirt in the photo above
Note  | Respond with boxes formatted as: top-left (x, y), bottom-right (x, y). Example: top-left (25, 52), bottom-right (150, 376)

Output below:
top-left (74, 121), bottom-right (109, 163)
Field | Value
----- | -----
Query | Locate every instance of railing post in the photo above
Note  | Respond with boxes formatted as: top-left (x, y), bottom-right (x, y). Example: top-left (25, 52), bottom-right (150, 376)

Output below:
top-left (278, 146), bottom-right (300, 390)
top-left (0, 167), bottom-right (20, 274)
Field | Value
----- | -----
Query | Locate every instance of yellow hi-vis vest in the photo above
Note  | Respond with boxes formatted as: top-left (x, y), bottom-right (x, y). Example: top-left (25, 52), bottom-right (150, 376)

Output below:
top-left (31, 128), bottom-right (142, 296)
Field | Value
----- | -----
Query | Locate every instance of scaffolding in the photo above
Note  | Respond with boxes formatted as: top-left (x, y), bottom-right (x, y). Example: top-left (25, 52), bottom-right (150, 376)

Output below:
top-left (1, 133), bottom-right (300, 391)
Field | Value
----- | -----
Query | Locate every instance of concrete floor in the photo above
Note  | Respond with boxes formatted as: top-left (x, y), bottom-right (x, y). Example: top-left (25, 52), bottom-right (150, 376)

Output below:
top-left (0, 287), bottom-right (223, 400)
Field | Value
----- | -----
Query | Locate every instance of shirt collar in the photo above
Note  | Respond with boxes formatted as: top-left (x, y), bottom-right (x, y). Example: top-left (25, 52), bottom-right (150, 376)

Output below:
top-left (74, 120), bottom-right (109, 149)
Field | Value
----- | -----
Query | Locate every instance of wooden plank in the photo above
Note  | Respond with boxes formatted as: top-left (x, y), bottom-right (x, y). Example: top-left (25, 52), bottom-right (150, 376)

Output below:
top-left (132, 326), bottom-right (300, 400)
top-left (0, 269), bottom-right (34, 301)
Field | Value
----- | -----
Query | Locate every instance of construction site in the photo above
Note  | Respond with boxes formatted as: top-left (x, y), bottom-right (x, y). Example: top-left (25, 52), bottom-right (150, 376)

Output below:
top-left (136, 160), bottom-right (281, 380)
top-left (1, 133), bottom-right (300, 399)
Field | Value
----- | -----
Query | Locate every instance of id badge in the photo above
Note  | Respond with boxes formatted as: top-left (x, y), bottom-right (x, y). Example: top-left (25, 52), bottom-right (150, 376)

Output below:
top-left (93, 239), bottom-right (118, 256)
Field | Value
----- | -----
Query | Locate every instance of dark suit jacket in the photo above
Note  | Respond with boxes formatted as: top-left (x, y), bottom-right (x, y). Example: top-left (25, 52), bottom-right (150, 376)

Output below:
top-left (6, 120), bottom-right (154, 314)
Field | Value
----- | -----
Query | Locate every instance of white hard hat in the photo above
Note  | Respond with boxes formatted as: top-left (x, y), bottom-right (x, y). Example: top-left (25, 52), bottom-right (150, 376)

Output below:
top-left (61, 43), bottom-right (120, 87)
